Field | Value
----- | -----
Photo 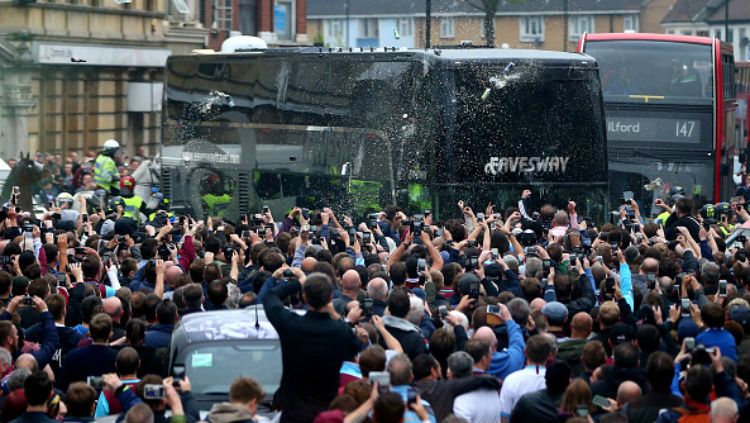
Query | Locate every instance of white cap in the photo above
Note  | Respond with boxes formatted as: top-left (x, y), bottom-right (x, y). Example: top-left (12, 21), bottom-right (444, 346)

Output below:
top-left (221, 35), bottom-right (267, 53)
top-left (103, 139), bottom-right (120, 149)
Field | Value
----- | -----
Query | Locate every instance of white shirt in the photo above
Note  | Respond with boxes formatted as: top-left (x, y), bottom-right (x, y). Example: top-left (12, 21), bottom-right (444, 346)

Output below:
top-left (498, 365), bottom-right (547, 418)
top-left (453, 389), bottom-right (501, 423)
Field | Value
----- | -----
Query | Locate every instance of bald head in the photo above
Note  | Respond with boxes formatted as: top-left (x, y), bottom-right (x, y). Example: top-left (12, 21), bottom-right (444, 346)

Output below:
top-left (640, 257), bottom-right (659, 274)
top-left (165, 266), bottom-right (183, 288)
top-left (616, 381), bottom-right (642, 406)
top-left (711, 397), bottom-right (739, 423)
top-left (473, 326), bottom-right (498, 352)
top-left (341, 270), bottom-right (361, 293)
top-left (571, 312), bottom-right (593, 339)
top-left (301, 257), bottom-right (318, 273)
top-left (15, 354), bottom-right (38, 373)
top-left (367, 278), bottom-right (388, 301)
top-left (530, 298), bottom-right (546, 314)
top-left (103, 297), bottom-right (123, 321)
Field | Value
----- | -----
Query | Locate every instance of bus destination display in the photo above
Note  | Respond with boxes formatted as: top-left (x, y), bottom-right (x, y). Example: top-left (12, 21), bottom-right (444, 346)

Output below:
top-left (606, 117), bottom-right (702, 144)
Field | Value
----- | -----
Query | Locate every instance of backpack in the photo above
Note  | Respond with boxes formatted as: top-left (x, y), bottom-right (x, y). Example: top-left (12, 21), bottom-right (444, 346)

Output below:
top-left (673, 407), bottom-right (710, 423)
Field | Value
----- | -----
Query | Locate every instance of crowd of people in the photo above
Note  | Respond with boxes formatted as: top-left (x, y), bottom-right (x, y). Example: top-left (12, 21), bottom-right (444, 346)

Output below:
top-left (4, 146), bottom-right (151, 203)
top-left (2, 145), bottom-right (750, 423)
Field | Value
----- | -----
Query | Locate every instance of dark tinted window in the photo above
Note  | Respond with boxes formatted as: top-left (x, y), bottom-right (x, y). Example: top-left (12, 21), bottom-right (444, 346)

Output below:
top-left (584, 40), bottom-right (713, 104)
top-left (445, 64), bottom-right (607, 184)
top-left (723, 53), bottom-right (736, 100)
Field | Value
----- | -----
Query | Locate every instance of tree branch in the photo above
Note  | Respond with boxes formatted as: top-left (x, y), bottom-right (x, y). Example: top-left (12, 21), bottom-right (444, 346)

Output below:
top-left (465, 0), bottom-right (485, 11)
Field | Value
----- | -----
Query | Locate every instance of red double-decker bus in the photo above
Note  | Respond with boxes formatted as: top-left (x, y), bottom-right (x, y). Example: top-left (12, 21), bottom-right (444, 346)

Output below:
top-left (579, 33), bottom-right (735, 213)
top-left (738, 62), bottom-right (750, 150)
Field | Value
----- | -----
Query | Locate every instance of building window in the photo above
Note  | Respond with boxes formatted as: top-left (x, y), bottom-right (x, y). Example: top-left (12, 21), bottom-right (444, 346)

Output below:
top-left (740, 28), bottom-right (747, 61)
top-left (274, 1), bottom-right (293, 40)
top-left (519, 16), bottom-right (544, 42)
top-left (213, 0), bottom-right (232, 30)
top-left (480, 18), bottom-right (496, 39)
top-left (569, 15), bottom-right (594, 41)
top-left (327, 19), bottom-right (344, 40)
top-left (440, 17), bottom-right (455, 39)
top-left (696, 30), bottom-right (709, 37)
top-left (623, 15), bottom-right (638, 32)
top-left (238, 0), bottom-right (257, 35)
top-left (358, 18), bottom-right (378, 38)
top-left (397, 18), bottom-right (413, 37)
top-left (712, 28), bottom-right (723, 40)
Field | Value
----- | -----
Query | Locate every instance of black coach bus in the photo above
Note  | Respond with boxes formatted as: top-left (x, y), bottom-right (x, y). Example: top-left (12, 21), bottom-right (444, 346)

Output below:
top-left (161, 48), bottom-right (608, 222)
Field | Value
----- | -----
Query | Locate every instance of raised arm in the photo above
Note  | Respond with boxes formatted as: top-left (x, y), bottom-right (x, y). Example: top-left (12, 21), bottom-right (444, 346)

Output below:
top-left (421, 232), bottom-right (443, 271)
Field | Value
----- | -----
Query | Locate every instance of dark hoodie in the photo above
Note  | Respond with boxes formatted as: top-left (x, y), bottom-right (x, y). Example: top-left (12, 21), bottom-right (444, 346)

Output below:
top-left (591, 365), bottom-right (647, 399)
top-left (379, 315), bottom-right (427, 360)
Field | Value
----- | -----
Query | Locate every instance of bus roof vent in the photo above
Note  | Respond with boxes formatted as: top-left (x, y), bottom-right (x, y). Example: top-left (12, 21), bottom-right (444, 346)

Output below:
top-left (221, 35), bottom-right (268, 53)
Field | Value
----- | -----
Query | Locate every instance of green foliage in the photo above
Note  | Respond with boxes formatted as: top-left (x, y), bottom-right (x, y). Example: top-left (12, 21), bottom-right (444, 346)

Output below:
top-left (313, 32), bottom-right (325, 46)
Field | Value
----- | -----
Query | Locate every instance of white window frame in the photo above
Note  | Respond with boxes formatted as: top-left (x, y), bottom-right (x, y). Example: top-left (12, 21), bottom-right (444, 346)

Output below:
top-left (480, 17), bottom-right (496, 39)
top-left (398, 18), bottom-right (413, 37)
top-left (440, 17), bottom-right (455, 39)
top-left (213, 0), bottom-right (232, 30)
top-left (623, 15), bottom-right (638, 32)
top-left (327, 19), bottom-right (344, 40)
top-left (569, 15), bottom-right (594, 41)
top-left (519, 16), bottom-right (544, 42)
top-left (358, 18), bottom-right (379, 39)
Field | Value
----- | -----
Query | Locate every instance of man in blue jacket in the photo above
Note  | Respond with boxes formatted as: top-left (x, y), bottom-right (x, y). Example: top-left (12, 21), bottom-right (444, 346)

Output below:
top-left (59, 314), bottom-right (117, 391)
top-left (0, 295), bottom-right (59, 371)
top-left (474, 303), bottom-right (525, 380)
top-left (145, 301), bottom-right (177, 350)
top-left (696, 302), bottom-right (737, 361)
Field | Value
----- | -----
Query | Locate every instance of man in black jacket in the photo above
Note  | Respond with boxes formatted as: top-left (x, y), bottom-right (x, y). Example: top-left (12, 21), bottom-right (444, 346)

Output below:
top-left (591, 342), bottom-right (647, 399)
top-left (263, 269), bottom-right (361, 423)
top-left (664, 197), bottom-right (701, 241)
top-left (624, 352), bottom-right (683, 423)
top-left (380, 288), bottom-right (426, 359)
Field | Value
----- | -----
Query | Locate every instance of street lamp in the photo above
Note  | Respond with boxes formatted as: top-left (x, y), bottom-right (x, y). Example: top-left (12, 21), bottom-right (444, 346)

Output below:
top-left (426, 0), bottom-right (432, 48)
top-left (725, 0), bottom-right (729, 43)
top-left (345, 0), bottom-right (350, 48)
top-left (563, 0), bottom-right (569, 52)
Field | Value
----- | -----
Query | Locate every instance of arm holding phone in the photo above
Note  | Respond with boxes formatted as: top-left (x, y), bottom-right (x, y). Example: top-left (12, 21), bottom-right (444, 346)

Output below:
top-left (371, 315), bottom-right (403, 353)
top-left (617, 252), bottom-right (634, 312)
top-left (543, 269), bottom-right (557, 302)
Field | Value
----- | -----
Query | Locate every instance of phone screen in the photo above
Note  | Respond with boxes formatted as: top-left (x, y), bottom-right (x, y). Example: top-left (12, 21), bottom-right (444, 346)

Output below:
top-left (407, 387), bottom-right (418, 404)
top-left (681, 298), bottom-right (691, 317)
top-left (173, 365), bottom-right (186, 380)
top-left (685, 337), bottom-right (695, 351)
top-left (606, 277), bottom-right (615, 293)
top-left (592, 395), bottom-right (610, 409)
